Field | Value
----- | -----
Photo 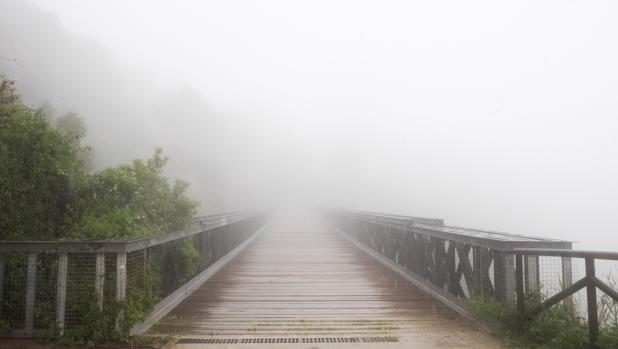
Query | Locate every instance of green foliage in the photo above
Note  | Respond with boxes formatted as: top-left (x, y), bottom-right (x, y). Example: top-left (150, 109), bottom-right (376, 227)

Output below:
top-left (0, 80), bottom-right (85, 240)
top-left (54, 112), bottom-right (93, 171)
top-left (0, 78), bottom-right (200, 345)
top-left (0, 77), bottom-right (197, 242)
top-left (161, 237), bottom-right (200, 293)
top-left (468, 293), bottom-right (509, 321)
top-left (0, 319), bottom-right (11, 337)
top-left (468, 286), bottom-right (618, 349)
top-left (599, 325), bottom-right (618, 349)
top-left (521, 304), bottom-right (588, 349)
top-left (67, 148), bottom-right (197, 240)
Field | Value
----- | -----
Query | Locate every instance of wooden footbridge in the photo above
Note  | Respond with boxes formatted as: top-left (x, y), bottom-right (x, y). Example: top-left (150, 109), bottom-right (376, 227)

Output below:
top-left (1, 209), bottom-right (617, 348)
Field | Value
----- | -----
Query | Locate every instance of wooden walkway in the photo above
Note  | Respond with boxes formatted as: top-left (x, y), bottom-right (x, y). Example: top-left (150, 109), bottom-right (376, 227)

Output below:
top-left (149, 218), bottom-right (505, 347)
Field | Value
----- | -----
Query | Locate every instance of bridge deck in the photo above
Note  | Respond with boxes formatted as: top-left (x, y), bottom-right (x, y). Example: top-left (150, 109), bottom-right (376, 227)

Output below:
top-left (149, 218), bottom-right (504, 348)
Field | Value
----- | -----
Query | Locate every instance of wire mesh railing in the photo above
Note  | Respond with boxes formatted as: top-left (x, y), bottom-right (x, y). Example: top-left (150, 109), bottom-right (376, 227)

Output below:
top-left (323, 209), bottom-right (572, 312)
top-left (325, 209), bottom-right (618, 348)
top-left (0, 210), bottom-right (270, 338)
top-left (514, 249), bottom-right (618, 349)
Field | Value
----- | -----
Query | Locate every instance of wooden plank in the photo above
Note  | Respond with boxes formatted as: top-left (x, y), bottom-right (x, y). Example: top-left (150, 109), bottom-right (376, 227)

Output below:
top-left (129, 223), bottom-right (269, 335)
top-left (149, 225), bottom-right (472, 337)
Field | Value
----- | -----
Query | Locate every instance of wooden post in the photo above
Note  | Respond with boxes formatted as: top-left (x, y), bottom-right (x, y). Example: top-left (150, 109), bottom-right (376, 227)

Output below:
top-left (25, 253), bottom-right (37, 337)
top-left (524, 255), bottom-right (540, 293)
top-left (473, 246), bottom-right (482, 295)
top-left (56, 253), bottom-right (68, 335)
top-left (115, 252), bottom-right (127, 332)
top-left (95, 253), bottom-right (105, 310)
top-left (562, 257), bottom-right (573, 287)
top-left (515, 253), bottom-right (525, 315)
top-left (585, 257), bottom-right (598, 349)
top-left (494, 251), bottom-right (517, 307)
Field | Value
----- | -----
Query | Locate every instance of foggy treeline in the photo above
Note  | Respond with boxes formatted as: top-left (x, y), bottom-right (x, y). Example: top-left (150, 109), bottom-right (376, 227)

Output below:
top-left (1, 0), bottom-right (618, 252)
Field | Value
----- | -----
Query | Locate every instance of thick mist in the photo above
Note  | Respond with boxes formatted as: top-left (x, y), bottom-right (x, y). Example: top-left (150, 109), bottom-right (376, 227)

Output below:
top-left (2, 0), bottom-right (618, 252)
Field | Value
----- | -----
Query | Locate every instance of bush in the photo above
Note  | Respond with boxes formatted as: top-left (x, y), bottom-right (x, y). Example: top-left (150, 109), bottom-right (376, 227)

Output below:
top-left (468, 287), bottom-right (618, 349)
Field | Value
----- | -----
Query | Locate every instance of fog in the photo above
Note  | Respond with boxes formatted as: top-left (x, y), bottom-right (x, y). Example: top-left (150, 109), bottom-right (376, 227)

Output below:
top-left (2, 0), bottom-right (618, 251)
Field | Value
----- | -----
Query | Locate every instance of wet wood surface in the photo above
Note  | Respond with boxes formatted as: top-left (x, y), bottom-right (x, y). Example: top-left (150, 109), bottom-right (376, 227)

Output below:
top-left (149, 220), bottom-right (469, 337)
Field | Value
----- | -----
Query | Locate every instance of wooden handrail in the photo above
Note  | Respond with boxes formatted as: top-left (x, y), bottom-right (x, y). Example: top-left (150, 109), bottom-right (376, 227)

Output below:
top-left (514, 250), bottom-right (618, 349)
top-left (514, 248), bottom-right (618, 260)
top-left (0, 210), bottom-right (265, 253)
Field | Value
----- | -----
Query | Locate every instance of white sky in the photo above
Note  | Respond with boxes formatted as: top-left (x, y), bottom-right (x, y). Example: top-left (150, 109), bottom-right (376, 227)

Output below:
top-left (5, 0), bottom-right (618, 250)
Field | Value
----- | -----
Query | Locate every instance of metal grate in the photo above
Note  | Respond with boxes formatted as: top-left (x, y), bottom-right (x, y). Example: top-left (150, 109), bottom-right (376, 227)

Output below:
top-left (176, 336), bottom-right (399, 344)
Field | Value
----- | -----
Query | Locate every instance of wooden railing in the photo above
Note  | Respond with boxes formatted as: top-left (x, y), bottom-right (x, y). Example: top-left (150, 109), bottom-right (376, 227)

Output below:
top-left (0, 210), bottom-right (270, 338)
top-left (324, 209), bottom-right (572, 321)
top-left (514, 249), bottom-right (618, 349)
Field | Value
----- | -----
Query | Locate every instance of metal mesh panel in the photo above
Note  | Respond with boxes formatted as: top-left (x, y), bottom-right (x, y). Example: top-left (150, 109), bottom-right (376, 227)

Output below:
top-left (539, 256), bottom-right (577, 298)
top-left (519, 255), bottom-right (582, 311)
top-left (104, 253), bottom-right (117, 302)
top-left (1, 252), bottom-right (27, 329)
top-left (0, 212), bottom-right (268, 338)
top-left (125, 241), bottom-right (175, 305)
top-left (127, 250), bottom-right (147, 293)
top-left (122, 219), bottom-right (263, 325)
top-left (65, 254), bottom-right (96, 328)
top-left (34, 253), bottom-right (58, 330)
top-left (598, 260), bottom-right (618, 328)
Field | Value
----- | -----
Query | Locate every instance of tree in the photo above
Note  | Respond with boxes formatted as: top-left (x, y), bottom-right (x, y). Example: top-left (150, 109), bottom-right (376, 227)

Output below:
top-left (55, 112), bottom-right (94, 171)
top-left (1, 78), bottom-right (198, 241)
top-left (67, 148), bottom-right (197, 239)
top-left (0, 78), bottom-right (84, 240)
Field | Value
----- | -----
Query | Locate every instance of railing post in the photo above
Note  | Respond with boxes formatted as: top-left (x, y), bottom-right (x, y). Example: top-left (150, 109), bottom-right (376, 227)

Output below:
top-left (494, 251), bottom-right (517, 307)
top-left (115, 252), bottom-right (127, 332)
top-left (562, 257), bottom-right (573, 288)
top-left (56, 253), bottom-right (68, 335)
top-left (0, 256), bottom-right (5, 318)
top-left (585, 257), bottom-right (598, 349)
top-left (473, 246), bottom-right (482, 295)
top-left (25, 253), bottom-right (37, 337)
top-left (95, 253), bottom-right (105, 310)
top-left (524, 255), bottom-right (540, 292)
top-left (515, 253), bottom-right (525, 315)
